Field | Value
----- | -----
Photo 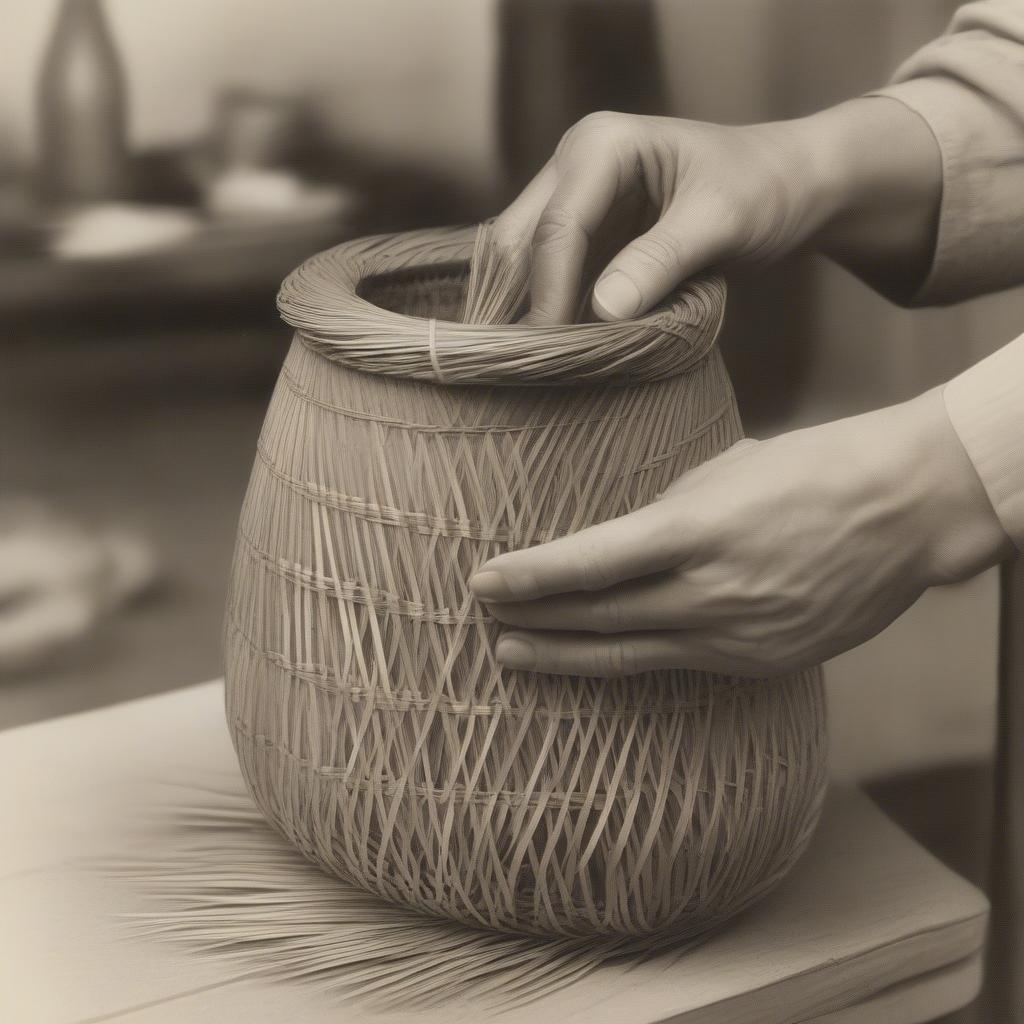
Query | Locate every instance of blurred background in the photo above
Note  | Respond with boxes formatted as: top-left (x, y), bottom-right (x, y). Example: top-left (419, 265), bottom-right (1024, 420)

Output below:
top-left (2, 4), bottom-right (1022, 1013)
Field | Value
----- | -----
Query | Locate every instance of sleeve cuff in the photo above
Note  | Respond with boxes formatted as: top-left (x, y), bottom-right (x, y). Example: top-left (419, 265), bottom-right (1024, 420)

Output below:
top-left (866, 0), bottom-right (1024, 306)
top-left (868, 79), bottom-right (981, 307)
top-left (942, 332), bottom-right (1024, 550)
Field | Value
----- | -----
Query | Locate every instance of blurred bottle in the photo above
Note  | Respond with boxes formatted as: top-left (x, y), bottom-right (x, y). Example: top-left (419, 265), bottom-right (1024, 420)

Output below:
top-left (37, 0), bottom-right (128, 204)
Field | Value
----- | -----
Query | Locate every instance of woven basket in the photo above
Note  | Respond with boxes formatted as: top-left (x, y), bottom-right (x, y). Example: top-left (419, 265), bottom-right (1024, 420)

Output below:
top-left (225, 225), bottom-right (828, 941)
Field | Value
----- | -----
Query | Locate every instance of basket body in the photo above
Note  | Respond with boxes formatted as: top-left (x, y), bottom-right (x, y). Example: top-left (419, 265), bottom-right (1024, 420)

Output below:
top-left (225, 230), bottom-right (827, 939)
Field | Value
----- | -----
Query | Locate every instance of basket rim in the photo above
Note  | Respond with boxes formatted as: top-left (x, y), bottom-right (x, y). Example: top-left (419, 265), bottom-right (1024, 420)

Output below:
top-left (276, 225), bottom-right (727, 386)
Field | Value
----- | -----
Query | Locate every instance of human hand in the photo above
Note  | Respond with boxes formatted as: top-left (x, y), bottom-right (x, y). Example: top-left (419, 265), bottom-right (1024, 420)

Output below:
top-left (493, 99), bottom-right (941, 324)
top-left (470, 389), bottom-right (1012, 677)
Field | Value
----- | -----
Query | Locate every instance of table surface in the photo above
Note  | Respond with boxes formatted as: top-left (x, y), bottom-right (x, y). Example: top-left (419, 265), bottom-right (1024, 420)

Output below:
top-left (1, 680), bottom-right (989, 1024)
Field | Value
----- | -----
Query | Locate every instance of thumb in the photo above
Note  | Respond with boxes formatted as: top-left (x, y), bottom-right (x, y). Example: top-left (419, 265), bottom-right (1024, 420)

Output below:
top-left (591, 208), bottom-right (724, 321)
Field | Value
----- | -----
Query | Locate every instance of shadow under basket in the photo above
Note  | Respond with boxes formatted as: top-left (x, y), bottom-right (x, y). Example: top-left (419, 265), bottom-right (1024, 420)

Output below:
top-left (224, 225), bottom-right (828, 941)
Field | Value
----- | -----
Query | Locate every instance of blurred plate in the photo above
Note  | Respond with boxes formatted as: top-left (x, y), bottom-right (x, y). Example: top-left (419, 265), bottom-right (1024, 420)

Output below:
top-left (0, 213), bottom-right (359, 317)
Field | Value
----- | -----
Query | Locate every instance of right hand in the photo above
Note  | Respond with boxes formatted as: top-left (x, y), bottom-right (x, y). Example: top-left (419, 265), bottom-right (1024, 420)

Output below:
top-left (493, 101), bottom-right (941, 324)
top-left (493, 110), bottom-right (831, 325)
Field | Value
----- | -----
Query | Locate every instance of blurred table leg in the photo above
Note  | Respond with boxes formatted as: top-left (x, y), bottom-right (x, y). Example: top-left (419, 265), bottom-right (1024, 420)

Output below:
top-left (988, 555), bottom-right (1024, 1020)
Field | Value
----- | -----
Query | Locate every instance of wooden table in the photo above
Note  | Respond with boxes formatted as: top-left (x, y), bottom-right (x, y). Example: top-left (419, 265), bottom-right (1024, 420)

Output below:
top-left (0, 681), bottom-right (988, 1024)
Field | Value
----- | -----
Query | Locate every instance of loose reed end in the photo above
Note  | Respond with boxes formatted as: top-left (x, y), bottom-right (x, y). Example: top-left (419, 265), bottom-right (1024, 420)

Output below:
top-left (461, 221), bottom-right (531, 326)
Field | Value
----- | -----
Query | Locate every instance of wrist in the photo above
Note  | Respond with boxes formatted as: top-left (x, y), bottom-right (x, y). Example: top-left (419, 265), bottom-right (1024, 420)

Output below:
top-left (733, 114), bottom-right (850, 245)
top-left (796, 97), bottom-right (942, 296)
top-left (895, 388), bottom-right (1013, 585)
top-left (773, 108), bottom-right (857, 237)
top-left (801, 96), bottom-right (940, 230)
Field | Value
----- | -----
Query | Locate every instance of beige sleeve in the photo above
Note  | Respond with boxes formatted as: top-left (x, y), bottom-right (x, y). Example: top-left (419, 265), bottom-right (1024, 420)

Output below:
top-left (870, 0), bottom-right (1024, 306)
top-left (943, 332), bottom-right (1024, 550)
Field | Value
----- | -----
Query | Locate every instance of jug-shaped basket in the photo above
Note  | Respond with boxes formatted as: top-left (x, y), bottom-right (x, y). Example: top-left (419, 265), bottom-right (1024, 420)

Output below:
top-left (225, 226), bottom-right (827, 940)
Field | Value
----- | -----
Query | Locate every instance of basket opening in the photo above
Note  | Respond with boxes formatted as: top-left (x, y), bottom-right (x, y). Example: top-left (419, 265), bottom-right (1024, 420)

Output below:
top-left (278, 228), bottom-right (728, 383)
top-left (356, 261), bottom-right (470, 322)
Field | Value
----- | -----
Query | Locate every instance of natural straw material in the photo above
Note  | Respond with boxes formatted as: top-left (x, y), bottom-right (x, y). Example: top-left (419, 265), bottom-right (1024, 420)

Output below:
top-left (226, 225), bottom-right (827, 940)
top-left (276, 225), bottom-right (727, 384)
top-left (112, 778), bottom-right (701, 1011)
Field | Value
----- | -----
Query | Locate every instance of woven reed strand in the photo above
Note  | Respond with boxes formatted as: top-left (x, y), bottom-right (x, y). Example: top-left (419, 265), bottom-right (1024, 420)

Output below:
top-left (225, 225), bottom-right (828, 940)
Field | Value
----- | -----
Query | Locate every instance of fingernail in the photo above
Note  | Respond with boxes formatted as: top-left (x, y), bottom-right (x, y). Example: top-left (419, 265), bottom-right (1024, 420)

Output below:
top-left (470, 570), bottom-right (514, 602)
top-left (593, 272), bottom-right (643, 320)
top-left (496, 635), bottom-right (535, 669)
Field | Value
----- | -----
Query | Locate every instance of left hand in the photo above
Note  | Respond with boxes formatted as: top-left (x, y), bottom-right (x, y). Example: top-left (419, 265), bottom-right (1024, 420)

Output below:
top-left (470, 389), bottom-right (1012, 678)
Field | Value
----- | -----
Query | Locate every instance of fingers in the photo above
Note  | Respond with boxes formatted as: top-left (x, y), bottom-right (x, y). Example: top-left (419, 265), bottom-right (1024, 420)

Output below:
top-left (521, 156), bottom-right (625, 325)
top-left (493, 629), bottom-right (713, 677)
top-left (485, 570), bottom-right (713, 634)
top-left (592, 200), bottom-right (731, 321)
top-left (491, 160), bottom-right (558, 258)
top-left (491, 119), bottom-right (635, 326)
top-left (470, 501), bottom-right (685, 603)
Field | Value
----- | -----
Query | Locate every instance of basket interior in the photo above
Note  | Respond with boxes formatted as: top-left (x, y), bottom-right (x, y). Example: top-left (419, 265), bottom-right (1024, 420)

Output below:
top-left (356, 261), bottom-right (471, 322)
